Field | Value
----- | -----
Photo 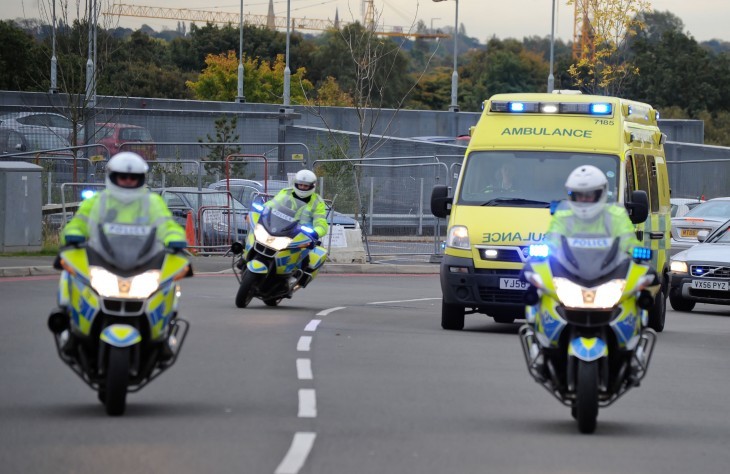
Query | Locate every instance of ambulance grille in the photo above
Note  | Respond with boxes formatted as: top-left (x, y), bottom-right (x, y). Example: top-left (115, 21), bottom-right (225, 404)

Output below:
top-left (479, 248), bottom-right (523, 263)
top-left (478, 288), bottom-right (525, 304)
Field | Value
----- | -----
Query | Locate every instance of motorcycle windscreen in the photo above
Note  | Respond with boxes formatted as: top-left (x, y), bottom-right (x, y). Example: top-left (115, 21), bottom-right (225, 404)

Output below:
top-left (260, 200), bottom-right (304, 236)
top-left (90, 223), bottom-right (163, 271)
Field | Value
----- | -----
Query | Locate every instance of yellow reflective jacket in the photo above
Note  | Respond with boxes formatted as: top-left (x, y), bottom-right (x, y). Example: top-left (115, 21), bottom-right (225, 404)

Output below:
top-left (61, 190), bottom-right (186, 246)
top-left (545, 204), bottom-right (640, 254)
top-left (267, 189), bottom-right (329, 238)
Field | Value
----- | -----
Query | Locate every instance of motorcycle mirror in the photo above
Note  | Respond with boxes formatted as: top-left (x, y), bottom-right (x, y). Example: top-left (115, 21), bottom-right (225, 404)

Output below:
top-left (231, 241), bottom-right (244, 254)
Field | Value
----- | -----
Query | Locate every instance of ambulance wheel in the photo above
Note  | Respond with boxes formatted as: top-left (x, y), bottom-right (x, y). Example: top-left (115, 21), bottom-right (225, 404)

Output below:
top-left (647, 287), bottom-right (666, 332)
top-left (441, 302), bottom-right (465, 330)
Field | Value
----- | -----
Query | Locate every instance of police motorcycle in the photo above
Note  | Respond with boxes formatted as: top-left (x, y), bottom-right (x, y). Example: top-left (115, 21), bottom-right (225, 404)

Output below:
top-left (518, 202), bottom-right (658, 434)
top-left (231, 198), bottom-right (326, 308)
top-left (47, 222), bottom-right (193, 416)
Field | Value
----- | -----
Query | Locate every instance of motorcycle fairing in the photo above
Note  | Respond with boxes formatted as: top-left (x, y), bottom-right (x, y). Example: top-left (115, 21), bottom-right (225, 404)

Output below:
top-left (247, 259), bottom-right (269, 274)
top-left (568, 337), bottom-right (608, 362)
top-left (527, 260), bottom-right (566, 347)
top-left (101, 324), bottom-right (142, 347)
top-left (145, 283), bottom-right (179, 340)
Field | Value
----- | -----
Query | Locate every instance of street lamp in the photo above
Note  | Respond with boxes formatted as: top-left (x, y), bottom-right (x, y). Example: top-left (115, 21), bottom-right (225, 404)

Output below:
top-left (433, 0), bottom-right (459, 112)
top-left (283, 0), bottom-right (291, 106)
top-left (236, 0), bottom-right (246, 103)
top-left (50, 0), bottom-right (57, 93)
top-left (548, 0), bottom-right (556, 93)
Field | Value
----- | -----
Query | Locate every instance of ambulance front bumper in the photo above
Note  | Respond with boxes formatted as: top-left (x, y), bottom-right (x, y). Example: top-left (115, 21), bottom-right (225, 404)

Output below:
top-left (440, 254), bottom-right (527, 310)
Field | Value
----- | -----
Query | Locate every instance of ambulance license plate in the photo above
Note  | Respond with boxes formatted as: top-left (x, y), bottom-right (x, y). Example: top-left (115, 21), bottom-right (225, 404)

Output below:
top-left (691, 280), bottom-right (729, 291)
top-left (500, 278), bottom-right (528, 290)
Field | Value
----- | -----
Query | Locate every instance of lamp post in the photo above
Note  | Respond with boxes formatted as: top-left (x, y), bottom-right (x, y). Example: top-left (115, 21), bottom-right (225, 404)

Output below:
top-left (430, 17), bottom-right (441, 33)
top-left (548, 0), bottom-right (556, 93)
top-left (236, 0), bottom-right (246, 103)
top-left (283, 0), bottom-right (291, 106)
top-left (50, 0), bottom-right (57, 93)
top-left (433, 0), bottom-right (459, 112)
top-left (85, 0), bottom-right (97, 107)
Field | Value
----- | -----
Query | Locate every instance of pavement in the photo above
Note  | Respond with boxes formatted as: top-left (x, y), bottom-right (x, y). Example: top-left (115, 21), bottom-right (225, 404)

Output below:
top-left (0, 254), bottom-right (440, 278)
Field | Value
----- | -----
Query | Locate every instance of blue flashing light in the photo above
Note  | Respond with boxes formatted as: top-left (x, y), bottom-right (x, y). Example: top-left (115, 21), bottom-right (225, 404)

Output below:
top-left (81, 189), bottom-right (96, 200)
top-left (301, 225), bottom-right (314, 234)
top-left (692, 266), bottom-right (706, 276)
top-left (252, 202), bottom-right (264, 212)
top-left (509, 102), bottom-right (525, 112)
top-left (528, 244), bottom-right (549, 258)
top-left (590, 103), bottom-right (612, 115)
top-left (632, 247), bottom-right (652, 261)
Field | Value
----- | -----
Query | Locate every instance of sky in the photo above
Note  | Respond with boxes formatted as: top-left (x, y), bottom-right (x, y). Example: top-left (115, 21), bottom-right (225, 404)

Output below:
top-left (3, 0), bottom-right (728, 44)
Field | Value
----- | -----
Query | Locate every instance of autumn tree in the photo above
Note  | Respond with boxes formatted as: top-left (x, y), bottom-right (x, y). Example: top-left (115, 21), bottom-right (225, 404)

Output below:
top-left (186, 51), bottom-right (313, 104)
top-left (567, 0), bottom-right (651, 95)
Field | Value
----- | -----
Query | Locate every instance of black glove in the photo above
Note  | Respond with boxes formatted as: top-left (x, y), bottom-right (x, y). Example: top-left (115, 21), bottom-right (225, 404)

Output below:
top-left (64, 235), bottom-right (86, 247)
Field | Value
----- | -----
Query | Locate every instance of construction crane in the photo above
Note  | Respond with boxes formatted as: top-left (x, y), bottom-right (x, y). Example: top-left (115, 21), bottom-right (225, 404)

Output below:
top-left (572, 0), bottom-right (595, 60)
top-left (103, 1), bottom-right (447, 39)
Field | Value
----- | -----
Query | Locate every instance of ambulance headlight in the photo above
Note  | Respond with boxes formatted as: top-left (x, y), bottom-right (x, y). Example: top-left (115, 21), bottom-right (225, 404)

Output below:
top-left (446, 226), bottom-right (470, 250)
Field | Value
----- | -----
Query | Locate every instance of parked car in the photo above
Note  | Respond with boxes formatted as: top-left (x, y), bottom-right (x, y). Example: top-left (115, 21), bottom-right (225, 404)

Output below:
top-left (208, 178), bottom-right (360, 229)
top-left (0, 111), bottom-right (82, 143)
top-left (669, 218), bottom-right (730, 312)
top-left (93, 122), bottom-right (156, 160)
top-left (410, 135), bottom-right (469, 146)
top-left (159, 187), bottom-right (248, 248)
top-left (0, 125), bottom-right (72, 153)
top-left (670, 197), bottom-right (704, 218)
top-left (670, 197), bottom-right (730, 256)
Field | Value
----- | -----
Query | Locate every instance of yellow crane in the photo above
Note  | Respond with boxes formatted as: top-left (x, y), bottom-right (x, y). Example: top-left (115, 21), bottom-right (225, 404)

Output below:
top-left (103, 2), bottom-right (447, 39)
top-left (572, 0), bottom-right (595, 60)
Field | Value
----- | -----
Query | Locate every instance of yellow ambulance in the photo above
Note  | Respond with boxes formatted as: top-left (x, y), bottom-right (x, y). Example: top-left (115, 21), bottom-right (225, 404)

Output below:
top-left (431, 92), bottom-right (670, 332)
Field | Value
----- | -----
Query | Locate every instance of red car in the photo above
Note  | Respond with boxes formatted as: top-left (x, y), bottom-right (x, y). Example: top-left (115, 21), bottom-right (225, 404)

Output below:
top-left (94, 122), bottom-right (157, 160)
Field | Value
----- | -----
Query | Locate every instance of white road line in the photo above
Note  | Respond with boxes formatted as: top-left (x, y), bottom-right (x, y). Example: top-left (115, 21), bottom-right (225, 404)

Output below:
top-left (297, 336), bottom-right (312, 352)
top-left (367, 297), bottom-right (442, 305)
top-left (296, 358), bottom-right (313, 380)
top-left (304, 319), bottom-right (321, 332)
top-left (317, 306), bottom-right (346, 316)
top-left (298, 389), bottom-right (317, 418)
top-left (274, 432), bottom-right (317, 474)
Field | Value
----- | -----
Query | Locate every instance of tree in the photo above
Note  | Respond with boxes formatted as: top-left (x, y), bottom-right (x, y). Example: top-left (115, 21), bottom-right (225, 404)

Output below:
top-left (186, 51), bottom-right (313, 104)
top-left (0, 20), bottom-right (46, 91)
top-left (567, 0), bottom-right (651, 95)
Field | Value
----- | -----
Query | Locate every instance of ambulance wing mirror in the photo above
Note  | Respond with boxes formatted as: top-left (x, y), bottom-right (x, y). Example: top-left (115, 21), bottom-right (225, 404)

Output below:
top-left (626, 190), bottom-right (649, 224)
top-left (431, 185), bottom-right (453, 218)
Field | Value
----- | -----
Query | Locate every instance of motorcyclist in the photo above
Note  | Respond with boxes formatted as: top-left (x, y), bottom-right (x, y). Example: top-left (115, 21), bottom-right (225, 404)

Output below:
top-left (61, 151), bottom-right (187, 248)
top-left (544, 165), bottom-right (640, 254)
top-left (265, 169), bottom-right (329, 288)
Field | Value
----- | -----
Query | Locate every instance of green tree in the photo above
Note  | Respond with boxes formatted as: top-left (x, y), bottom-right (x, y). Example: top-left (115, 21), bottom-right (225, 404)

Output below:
top-left (198, 116), bottom-right (245, 178)
top-left (0, 20), bottom-right (45, 91)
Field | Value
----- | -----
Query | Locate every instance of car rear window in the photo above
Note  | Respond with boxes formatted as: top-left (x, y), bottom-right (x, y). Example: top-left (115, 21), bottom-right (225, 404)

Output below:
top-left (685, 201), bottom-right (730, 218)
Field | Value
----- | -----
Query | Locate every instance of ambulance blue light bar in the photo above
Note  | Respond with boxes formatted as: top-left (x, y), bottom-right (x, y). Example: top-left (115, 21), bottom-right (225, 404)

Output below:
top-left (490, 101), bottom-right (613, 116)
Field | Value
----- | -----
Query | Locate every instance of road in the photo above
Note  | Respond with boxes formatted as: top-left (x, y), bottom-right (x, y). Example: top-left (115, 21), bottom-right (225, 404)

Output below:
top-left (1, 273), bottom-right (730, 473)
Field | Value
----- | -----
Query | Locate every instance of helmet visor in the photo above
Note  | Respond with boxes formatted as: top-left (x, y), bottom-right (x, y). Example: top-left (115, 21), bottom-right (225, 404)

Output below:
top-left (295, 182), bottom-right (315, 191)
top-left (110, 172), bottom-right (145, 189)
top-left (568, 189), bottom-right (603, 203)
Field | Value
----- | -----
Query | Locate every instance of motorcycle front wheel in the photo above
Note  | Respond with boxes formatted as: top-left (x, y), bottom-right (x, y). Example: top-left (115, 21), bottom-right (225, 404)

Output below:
top-left (104, 346), bottom-right (130, 416)
top-left (235, 270), bottom-right (260, 308)
top-left (575, 360), bottom-right (599, 434)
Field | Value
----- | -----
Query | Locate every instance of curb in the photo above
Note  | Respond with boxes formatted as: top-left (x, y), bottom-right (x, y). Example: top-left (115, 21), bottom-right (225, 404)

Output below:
top-left (0, 266), bottom-right (58, 277)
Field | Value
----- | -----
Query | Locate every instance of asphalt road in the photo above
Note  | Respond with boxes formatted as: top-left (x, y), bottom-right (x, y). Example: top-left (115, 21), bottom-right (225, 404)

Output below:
top-left (2, 273), bottom-right (730, 473)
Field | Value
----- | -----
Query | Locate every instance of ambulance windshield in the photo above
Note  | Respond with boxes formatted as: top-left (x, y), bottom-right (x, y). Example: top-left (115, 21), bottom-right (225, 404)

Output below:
top-left (458, 151), bottom-right (620, 207)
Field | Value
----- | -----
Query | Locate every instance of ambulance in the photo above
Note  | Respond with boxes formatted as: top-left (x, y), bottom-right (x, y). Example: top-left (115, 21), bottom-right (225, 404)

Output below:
top-left (431, 92), bottom-right (670, 332)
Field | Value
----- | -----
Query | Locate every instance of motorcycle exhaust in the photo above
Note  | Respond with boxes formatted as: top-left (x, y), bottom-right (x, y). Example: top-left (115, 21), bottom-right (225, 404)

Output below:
top-left (48, 310), bottom-right (69, 334)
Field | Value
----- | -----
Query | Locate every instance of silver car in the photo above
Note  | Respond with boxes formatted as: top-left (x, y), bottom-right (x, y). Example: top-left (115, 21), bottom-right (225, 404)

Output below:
top-left (670, 197), bottom-right (730, 256)
top-left (669, 218), bottom-right (730, 312)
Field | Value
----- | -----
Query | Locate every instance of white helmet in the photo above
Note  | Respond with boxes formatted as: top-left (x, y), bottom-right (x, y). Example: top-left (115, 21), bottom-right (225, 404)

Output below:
top-left (565, 165), bottom-right (608, 220)
top-left (293, 169), bottom-right (317, 199)
top-left (105, 152), bottom-right (149, 203)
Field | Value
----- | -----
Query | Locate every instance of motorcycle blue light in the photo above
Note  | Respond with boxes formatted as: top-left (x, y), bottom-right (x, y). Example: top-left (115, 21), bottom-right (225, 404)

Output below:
top-left (632, 247), bottom-right (652, 261)
top-left (528, 244), bottom-right (549, 258)
top-left (252, 202), bottom-right (264, 212)
top-left (509, 102), bottom-right (525, 112)
top-left (81, 189), bottom-right (96, 200)
top-left (301, 225), bottom-right (314, 234)
top-left (590, 103), bottom-right (612, 115)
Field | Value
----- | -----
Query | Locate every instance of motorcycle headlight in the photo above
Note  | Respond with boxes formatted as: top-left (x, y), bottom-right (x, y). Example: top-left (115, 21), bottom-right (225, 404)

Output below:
top-left (446, 225), bottom-right (470, 250)
top-left (253, 223), bottom-right (292, 250)
top-left (554, 277), bottom-right (626, 309)
top-left (90, 266), bottom-right (161, 299)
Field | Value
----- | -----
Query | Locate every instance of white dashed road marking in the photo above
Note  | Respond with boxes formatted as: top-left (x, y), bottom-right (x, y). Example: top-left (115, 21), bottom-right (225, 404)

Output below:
top-left (296, 336), bottom-right (312, 352)
top-left (367, 297), bottom-right (441, 305)
top-left (296, 358), bottom-right (313, 380)
top-left (317, 306), bottom-right (346, 316)
top-left (274, 432), bottom-right (317, 474)
top-left (298, 389), bottom-right (317, 418)
top-left (304, 319), bottom-right (321, 332)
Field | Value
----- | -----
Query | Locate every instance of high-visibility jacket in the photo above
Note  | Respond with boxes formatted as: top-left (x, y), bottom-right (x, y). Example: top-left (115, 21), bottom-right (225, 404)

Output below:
top-left (61, 190), bottom-right (186, 246)
top-left (545, 204), bottom-right (640, 254)
top-left (267, 188), bottom-right (329, 238)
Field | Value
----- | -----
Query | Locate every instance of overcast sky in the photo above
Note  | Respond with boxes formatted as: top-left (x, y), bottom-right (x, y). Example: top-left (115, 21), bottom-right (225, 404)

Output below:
top-left (3, 0), bottom-right (728, 43)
